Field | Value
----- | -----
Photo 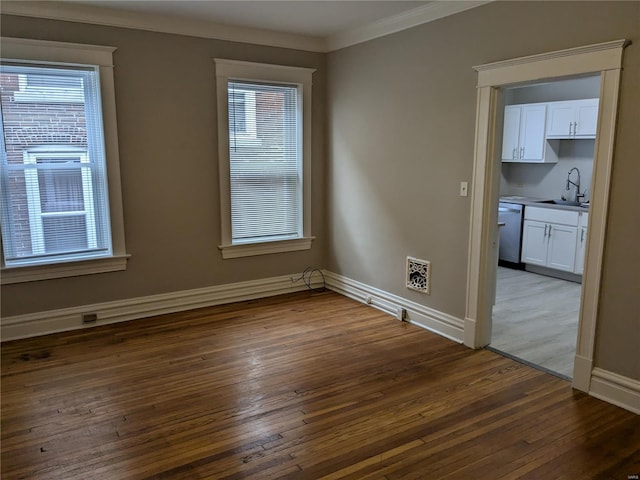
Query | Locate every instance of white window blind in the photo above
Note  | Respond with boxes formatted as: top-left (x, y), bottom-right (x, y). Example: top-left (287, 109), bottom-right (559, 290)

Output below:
top-left (228, 80), bottom-right (301, 243)
top-left (0, 63), bottom-right (112, 266)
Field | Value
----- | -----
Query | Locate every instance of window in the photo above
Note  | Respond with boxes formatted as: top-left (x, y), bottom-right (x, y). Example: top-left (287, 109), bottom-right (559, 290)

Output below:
top-left (215, 59), bottom-right (315, 259)
top-left (14, 72), bottom-right (84, 103)
top-left (0, 37), bottom-right (127, 284)
top-left (22, 148), bottom-right (97, 255)
top-left (228, 88), bottom-right (257, 141)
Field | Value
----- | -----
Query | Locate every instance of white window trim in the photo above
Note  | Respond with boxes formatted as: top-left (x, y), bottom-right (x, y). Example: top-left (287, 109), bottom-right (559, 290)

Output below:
top-left (214, 59), bottom-right (315, 259)
top-left (1, 37), bottom-right (129, 284)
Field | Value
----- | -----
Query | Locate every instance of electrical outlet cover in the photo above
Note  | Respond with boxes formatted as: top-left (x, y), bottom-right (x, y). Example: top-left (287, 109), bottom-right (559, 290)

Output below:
top-left (406, 257), bottom-right (430, 294)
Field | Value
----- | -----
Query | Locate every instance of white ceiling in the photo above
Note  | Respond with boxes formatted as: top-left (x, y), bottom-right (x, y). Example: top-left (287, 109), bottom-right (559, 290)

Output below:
top-left (1, 0), bottom-right (489, 51)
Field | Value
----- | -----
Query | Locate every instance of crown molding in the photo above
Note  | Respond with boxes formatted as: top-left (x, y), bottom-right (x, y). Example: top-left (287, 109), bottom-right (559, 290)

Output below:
top-left (0, 0), bottom-right (327, 52)
top-left (1, 1), bottom-right (492, 53)
top-left (325, 1), bottom-right (492, 51)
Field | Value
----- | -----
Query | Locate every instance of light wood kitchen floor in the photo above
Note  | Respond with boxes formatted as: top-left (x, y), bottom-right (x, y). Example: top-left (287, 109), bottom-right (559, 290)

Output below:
top-left (491, 266), bottom-right (581, 379)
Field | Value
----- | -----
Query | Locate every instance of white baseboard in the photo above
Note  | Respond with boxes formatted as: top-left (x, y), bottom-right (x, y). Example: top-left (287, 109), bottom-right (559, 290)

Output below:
top-left (4, 269), bottom-right (636, 415)
top-left (323, 271), bottom-right (464, 343)
top-left (1, 273), bottom-right (323, 341)
top-left (590, 368), bottom-right (640, 415)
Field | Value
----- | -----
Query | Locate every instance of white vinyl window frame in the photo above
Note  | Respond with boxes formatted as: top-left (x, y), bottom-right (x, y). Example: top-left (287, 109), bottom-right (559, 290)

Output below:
top-left (0, 37), bottom-right (129, 284)
top-left (214, 59), bottom-right (315, 259)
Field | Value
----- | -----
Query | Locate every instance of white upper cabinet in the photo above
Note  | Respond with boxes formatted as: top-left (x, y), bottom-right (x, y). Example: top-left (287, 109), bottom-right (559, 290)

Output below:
top-left (501, 106), bottom-right (521, 161)
top-left (546, 98), bottom-right (599, 139)
top-left (520, 105), bottom-right (547, 161)
top-left (501, 103), bottom-right (557, 163)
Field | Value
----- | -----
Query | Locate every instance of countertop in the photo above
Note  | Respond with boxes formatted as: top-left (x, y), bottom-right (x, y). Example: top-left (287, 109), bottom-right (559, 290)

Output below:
top-left (500, 195), bottom-right (589, 212)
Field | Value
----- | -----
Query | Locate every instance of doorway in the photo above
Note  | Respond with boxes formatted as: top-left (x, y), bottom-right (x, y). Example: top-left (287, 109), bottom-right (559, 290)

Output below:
top-left (464, 40), bottom-right (628, 393)
top-left (490, 76), bottom-right (600, 380)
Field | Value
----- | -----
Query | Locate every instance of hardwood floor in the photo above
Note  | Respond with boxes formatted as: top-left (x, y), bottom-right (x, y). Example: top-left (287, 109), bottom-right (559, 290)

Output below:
top-left (492, 266), bottom-right (581, 378)
top-left (2, 291), bottom-right (639, 479)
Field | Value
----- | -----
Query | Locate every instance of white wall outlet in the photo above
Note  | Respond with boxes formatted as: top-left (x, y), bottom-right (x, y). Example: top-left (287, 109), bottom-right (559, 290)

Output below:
top-left (460, 181), bottom-right (468, 197)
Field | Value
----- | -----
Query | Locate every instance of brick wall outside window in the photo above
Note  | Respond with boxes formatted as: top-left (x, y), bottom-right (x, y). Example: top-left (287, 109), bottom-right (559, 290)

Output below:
top-left (0, 73), bottom-right (87, 258)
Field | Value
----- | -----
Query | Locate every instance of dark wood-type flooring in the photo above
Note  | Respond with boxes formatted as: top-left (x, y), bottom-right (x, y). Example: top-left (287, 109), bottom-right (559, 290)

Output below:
top-left (2, 291), bottom-right (639, 479)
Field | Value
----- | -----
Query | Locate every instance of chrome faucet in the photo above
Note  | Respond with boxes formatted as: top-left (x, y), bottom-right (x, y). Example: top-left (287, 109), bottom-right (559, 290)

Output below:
top-left (566, 167), bottom-right (584, 202)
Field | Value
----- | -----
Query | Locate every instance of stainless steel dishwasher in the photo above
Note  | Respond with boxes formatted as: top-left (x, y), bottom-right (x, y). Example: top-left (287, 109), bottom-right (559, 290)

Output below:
top-left (498, 202), bottom-right (524, 265)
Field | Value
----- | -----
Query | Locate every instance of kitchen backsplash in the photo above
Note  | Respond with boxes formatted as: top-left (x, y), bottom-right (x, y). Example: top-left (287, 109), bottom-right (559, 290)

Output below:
top-left (501, 140), bottom-right (594, 201)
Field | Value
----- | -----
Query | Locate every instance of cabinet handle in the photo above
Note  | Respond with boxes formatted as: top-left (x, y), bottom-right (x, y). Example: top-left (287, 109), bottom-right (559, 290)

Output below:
top-left (548, 225), bottom-right (552, 238)
top-left (513, 147), bottom-right (517, 160)
top-left (544, 224), bottom-right (548, 237)
top-left (520, 147), bottom-right (524, 159)
top-left (581, 229), bottom-right (585, 244)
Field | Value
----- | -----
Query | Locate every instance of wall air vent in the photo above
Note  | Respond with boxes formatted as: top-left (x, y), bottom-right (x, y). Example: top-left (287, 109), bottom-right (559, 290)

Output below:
top-left (406, 257), bottom-right (430, 294)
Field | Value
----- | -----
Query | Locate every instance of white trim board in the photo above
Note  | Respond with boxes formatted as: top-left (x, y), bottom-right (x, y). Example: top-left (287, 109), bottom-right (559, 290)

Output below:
top-left (1, 0), bottom-right (490, 53)
top-left (0, 273), bottom-right (324, 341)
top-left (324, 271), bottom-right (464, 344)
top-left (590, 368), bottom-right (640, 415)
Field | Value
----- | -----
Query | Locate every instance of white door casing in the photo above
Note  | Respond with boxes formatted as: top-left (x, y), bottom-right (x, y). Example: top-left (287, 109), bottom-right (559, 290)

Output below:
top-left (465, 40), bottom-right (629, 393)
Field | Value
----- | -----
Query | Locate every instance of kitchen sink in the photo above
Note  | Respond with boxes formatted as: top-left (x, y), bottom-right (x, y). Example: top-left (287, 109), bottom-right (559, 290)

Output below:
top-left (538, 199), bottom-right (584, 206)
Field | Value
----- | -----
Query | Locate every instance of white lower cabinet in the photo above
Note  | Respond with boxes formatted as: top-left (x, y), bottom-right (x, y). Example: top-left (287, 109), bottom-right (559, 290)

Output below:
top-left (521, 220), bottom-right (549, 265)
top-left (521, 207), bottom-right (586, 274)
top-left (574, 212), bottom-right (589, 275)
top-left (522, 220), bottom-right (577, 272)
top-left (547, 224), bottom-right (578, 271)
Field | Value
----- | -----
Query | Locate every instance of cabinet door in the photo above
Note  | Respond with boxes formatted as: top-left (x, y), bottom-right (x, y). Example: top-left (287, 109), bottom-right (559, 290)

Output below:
top-left (574, 99), bottom-right (599, 137)
top-left (521, 220), bottom-right (548, 265)
top-left (547, 224), bottom-right (578, 272)
top-left (574, 226), bottom-right (587, 274)
top-left (501, 106), bottom-right (521, 161)
top-left (520, 104), bottom-right (547, 161)
top-left (546, 102), bottom-right (575, 138)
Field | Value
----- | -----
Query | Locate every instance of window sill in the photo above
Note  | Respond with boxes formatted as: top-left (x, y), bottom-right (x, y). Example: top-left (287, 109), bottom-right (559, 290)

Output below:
top-left (219, 237), bottom-right (314, 259)
top-left (1, 254), bottom-right (130, 285)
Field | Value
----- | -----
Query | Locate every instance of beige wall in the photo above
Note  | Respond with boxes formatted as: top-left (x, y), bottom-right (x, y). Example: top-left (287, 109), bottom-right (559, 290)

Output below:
top-left (0, 15), bottom-right (327, 316)
top-left (326, 1), bottom-right (639, 380)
